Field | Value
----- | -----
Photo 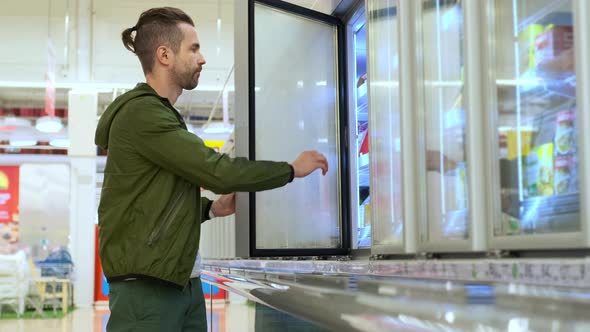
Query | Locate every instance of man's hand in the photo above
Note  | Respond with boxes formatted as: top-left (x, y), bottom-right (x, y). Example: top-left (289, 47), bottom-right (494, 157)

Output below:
top-left (210, 193), bottom-right (236, 218)
top-left (426, 150), bottom-right (457, 172)
top-left (292, 151), bottom-right (329, 178)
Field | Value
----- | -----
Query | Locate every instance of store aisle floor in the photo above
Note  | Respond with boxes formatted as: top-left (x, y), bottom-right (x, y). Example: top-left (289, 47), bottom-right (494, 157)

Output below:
top-left (0, 301), bottom-right (256, 332)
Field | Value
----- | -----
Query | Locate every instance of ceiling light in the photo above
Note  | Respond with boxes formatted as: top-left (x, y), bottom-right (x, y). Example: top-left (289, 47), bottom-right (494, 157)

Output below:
top-left (2, 117), bottom-right (32, 128)
top-left (49, 139), bottom-right (70, 148)
top-left (36, 116), bottom-right (63, 133)
top-left (9, 139), bottom-right (37, 147)
top-left (202, 122), bottom-right (234, 134)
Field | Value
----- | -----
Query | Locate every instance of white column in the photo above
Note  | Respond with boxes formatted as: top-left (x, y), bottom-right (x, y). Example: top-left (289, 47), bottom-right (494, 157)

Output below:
top-left (77, 0), bottom-right (92, 81)
top-left (68, 90), bottom-right (97, 307)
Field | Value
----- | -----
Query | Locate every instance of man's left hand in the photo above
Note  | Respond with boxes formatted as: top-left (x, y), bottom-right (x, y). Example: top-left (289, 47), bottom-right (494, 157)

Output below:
top-left (211, 193), bottom-right (236, 218)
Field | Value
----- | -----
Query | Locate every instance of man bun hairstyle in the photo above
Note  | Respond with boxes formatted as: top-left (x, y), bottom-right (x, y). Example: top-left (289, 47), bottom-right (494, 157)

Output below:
top-left (121, 7), bottom-right (194, 74)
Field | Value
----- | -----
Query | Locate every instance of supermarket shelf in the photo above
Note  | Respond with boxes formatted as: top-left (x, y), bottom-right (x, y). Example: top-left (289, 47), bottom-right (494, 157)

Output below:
top-left (355, 95), bottom-right (368, 124)
top-left (357, 94), bottom-right (368, 111)
top-left (497, 70), bottom-right (575, 97)
top-left (520, 193), bottom-right (580, 233)
top-left (359, 163), bottom-right (370, 187)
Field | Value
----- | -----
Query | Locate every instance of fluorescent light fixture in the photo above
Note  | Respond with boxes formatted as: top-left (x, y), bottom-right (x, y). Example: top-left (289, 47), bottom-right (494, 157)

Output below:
top-left (9, 139), bottom-right (37, 147)
top-left (297, 81), bottom-right (304, 87)
top-left (254, 87), bottom-right (261, 92)
top-left (2, 117), bottom-right (32, 128)
top-left (36, 116), bottom-right (63, 133)
top-left (498, 126), bottom-right (537, 132)
top-left (444, 312), bottom-right (455, 324)
top-left (316, 81), bottom-right (327, 86)
top-left (49, 139), bottom-right (70, 148)
top-left (202, 122), bottom-right (234, 134)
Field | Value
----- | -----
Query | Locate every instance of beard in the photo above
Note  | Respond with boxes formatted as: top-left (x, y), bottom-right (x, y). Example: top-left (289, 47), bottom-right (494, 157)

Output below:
top-left (172, 62), bottom-right (199, 90)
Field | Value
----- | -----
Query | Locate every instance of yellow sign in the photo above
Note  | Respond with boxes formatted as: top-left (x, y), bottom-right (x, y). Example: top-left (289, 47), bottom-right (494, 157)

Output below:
top-left (203, 140), bottom-right (226, 150)
top-left (0, 171), bottom-right (8, 190)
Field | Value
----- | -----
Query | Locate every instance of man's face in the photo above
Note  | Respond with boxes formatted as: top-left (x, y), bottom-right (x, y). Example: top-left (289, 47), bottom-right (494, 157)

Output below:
top-left (171, 23), bottom-right (206, 90)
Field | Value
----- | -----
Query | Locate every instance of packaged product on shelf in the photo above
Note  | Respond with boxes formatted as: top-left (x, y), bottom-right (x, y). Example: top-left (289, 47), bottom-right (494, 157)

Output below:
top-left (363, 203), bottom-right (371, 227)
top-left (553, 108), bottom-right (578, 195)
top-left (536, 143), bottom-right (554, 196)
top-left (555, 110), bottom-right (574, 155)
top-left (518, 24), bottom-right (544, 72)
top-left (534, 24), bottom-right (574, 70)
top-left (554, 155), bottom-right (573, 195)
top-left (524, 151), bottom-right (539, 198)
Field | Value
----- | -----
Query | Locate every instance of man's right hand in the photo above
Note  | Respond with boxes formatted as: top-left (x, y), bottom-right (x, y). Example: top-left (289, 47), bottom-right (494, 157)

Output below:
top-left (291, 151), bottom-right (329, 178)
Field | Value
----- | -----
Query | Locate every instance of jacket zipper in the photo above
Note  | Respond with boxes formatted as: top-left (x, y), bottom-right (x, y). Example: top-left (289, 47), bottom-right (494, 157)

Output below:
top-left (147, 182), bottom-right (190, 247)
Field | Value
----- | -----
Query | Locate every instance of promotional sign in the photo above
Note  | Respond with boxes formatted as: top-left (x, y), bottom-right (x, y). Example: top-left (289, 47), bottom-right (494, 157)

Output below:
top-left (95, 225), bottom-right (109, 302)
top-left (0, 166), bottom-right (19, 224)
top-left (45, 39), bottom-right (56, 117)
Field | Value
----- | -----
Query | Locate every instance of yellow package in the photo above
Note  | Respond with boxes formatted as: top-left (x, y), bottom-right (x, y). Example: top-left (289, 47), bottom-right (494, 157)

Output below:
top-left (536, 143), bottom-right (554, 196)
top-left (506, 129), bottom-right (534, 160)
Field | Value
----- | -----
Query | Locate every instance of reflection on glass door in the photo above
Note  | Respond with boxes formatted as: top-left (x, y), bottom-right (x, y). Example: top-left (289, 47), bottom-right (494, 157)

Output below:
top-left (419, 0), bottom-right (469, 244)
top-left (367, 1), bottom-right (403, 248)
top-left (491, 0), bottom-right (579, 237)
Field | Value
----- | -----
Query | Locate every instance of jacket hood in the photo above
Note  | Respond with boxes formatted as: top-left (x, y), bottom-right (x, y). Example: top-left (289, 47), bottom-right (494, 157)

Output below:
top-left (95, 83), bottom-right (161, 149)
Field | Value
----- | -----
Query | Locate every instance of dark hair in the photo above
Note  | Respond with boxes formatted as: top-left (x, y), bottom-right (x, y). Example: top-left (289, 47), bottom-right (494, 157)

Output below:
top-left (122, 7), bottom-right (194, 74)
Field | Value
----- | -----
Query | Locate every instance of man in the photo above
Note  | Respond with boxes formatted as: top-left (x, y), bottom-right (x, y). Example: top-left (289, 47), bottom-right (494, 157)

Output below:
top-left (95, 7), bottom-right (328, 332)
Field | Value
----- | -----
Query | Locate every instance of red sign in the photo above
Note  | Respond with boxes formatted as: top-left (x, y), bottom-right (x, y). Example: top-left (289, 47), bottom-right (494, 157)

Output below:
top-left (0, 166), bottom-right (19, 224)
top-left (45, 39), bottom-right (56, 117)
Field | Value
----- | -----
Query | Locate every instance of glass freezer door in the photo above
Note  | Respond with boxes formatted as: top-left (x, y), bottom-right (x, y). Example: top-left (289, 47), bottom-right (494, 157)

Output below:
top-left (366, 1), bottom-right (404, 250)
top-left (417, 0), bottom-right (470, 248)
top-left (489, 0), bottom-right (580, 243)
top-left (249, 0), bottom-right (350, 256)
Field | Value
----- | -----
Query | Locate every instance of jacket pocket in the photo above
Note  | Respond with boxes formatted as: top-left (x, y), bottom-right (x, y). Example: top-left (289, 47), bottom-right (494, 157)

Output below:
top-left (147, 180), bottom-right (191, 247)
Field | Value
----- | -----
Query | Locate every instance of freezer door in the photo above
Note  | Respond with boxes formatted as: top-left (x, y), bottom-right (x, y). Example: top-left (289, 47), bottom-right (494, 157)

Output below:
top-left (417, 0), bottom-right (470, 248)
top-left (366, 2), bottom-right (404, 250)
top-left (489, 0), bottom-right (582, 248)
top-left (249, 1), bottom-right (349, 256)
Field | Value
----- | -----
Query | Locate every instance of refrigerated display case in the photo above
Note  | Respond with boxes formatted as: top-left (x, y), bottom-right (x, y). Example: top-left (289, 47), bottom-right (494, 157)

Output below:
top-left (487, 0), bottom-right (590, 249)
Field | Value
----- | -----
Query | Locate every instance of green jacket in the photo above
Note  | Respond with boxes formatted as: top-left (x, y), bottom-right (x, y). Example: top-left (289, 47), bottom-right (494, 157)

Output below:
top-left (95, 83), bottom-right (293, 288)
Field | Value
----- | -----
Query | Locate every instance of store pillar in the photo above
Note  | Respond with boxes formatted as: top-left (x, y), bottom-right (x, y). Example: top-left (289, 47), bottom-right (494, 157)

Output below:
top-left (68, 90), bottom-right (97, 307)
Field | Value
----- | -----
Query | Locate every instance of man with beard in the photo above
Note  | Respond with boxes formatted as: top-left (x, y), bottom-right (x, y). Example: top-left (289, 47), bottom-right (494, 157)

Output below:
top-left (95, 7), bottom-right (328, 332)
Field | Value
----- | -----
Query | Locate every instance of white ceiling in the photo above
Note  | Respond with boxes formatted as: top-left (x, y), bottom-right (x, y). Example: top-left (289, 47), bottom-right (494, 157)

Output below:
top-left (0, 0), bottom-right (235, 117)
top-left (0, 0), bottom-right (340, 149)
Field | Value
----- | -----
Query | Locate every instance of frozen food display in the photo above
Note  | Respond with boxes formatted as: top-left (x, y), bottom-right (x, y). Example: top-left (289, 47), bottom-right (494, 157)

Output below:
top-left (492, 1), bottom-right (579, 237)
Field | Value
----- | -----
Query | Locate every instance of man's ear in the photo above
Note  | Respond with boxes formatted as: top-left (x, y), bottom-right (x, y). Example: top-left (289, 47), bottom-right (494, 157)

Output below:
top-left (155, 46), bottom-right (173, 66)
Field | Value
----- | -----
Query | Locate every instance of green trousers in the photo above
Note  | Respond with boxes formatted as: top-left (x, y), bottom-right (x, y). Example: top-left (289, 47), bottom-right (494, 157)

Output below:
top-left (107, 277), bottom-right (207, 332)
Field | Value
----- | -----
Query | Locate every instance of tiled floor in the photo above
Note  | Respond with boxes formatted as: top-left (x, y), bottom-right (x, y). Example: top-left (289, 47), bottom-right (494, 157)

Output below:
top-left (0, 300), bottom-right (257, 332)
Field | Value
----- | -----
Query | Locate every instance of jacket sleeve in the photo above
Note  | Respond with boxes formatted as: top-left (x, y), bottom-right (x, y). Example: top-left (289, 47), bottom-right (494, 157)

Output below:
top-left (201, 197), bottom-right (213, 223)
top-left (131, 99), bottom-right (294, 194)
